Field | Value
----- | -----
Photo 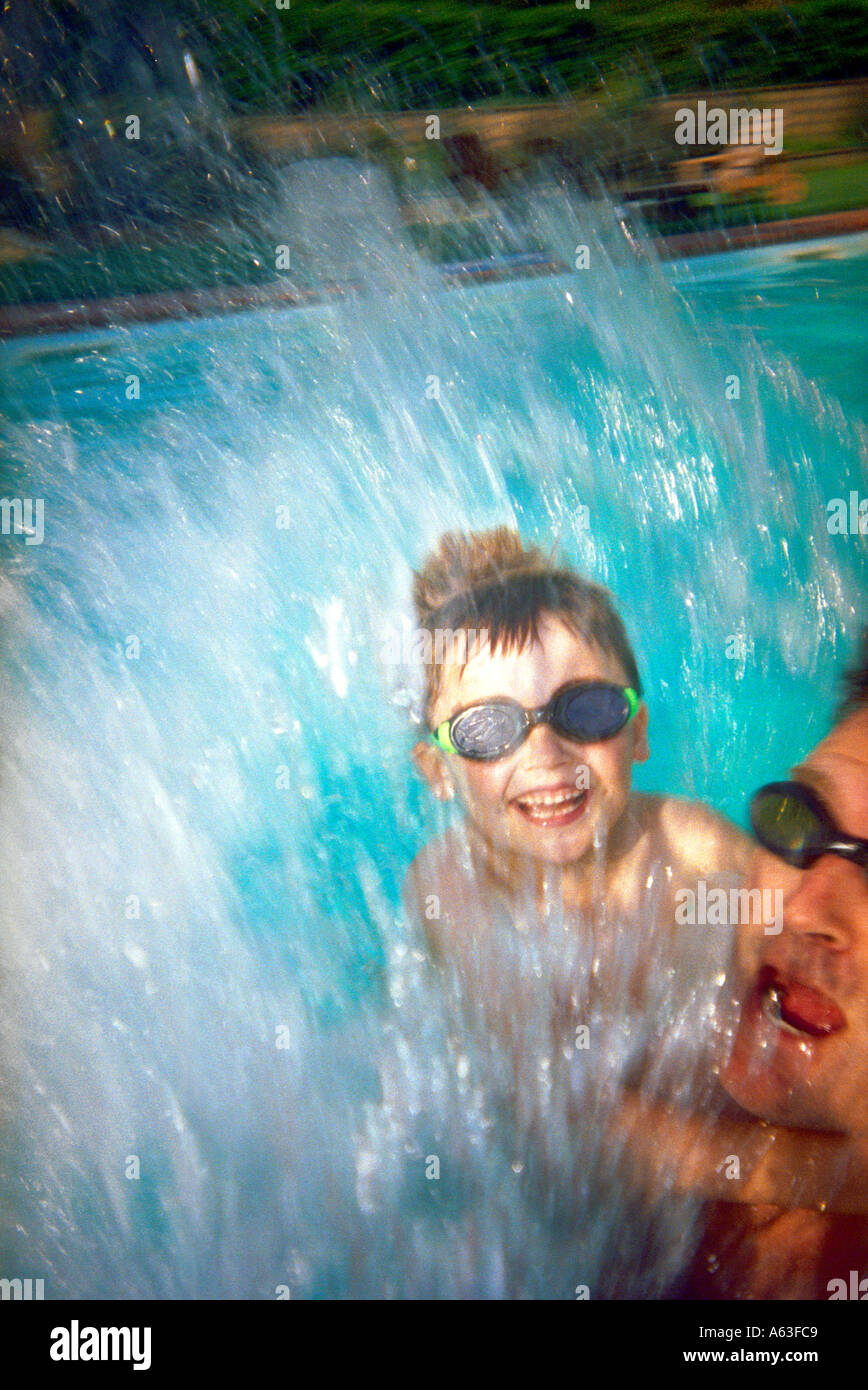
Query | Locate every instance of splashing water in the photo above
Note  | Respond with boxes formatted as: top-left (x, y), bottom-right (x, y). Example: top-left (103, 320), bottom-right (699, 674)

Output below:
top-left (0, 155), bottom-right (866, 1297)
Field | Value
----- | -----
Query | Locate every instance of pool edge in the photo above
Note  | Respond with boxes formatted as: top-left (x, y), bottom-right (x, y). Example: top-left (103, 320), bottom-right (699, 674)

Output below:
top-left (1, 206), bottom-right (866, 341)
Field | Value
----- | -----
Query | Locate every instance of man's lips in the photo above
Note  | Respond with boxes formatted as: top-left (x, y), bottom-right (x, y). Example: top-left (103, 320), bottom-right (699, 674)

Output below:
top-left (756, 965), bottom-right (846, 1039)
top-left (721, 962), bottom-right (849, 1126)
top-left (511, 784), bottom-right (590, 827)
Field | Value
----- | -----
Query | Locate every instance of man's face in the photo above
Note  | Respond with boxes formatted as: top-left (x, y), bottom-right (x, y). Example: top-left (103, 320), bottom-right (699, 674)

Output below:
top-left (413, 613), bottom-right (649, 868)
top-left (720, 708), bottom-right (868, 1134)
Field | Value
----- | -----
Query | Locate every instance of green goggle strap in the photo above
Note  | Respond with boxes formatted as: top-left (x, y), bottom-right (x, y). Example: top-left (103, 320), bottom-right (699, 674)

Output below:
top-left (431, 720), bottom-right (457, 754)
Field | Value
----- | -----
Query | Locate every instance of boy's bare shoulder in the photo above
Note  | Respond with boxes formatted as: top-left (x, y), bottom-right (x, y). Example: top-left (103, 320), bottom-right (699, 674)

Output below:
top-left (403, 826), bottom-right (465, 901)
top-left (402, 827), bottom-right (482, 956)
top-left (631, 792), bottom-right (752, 877)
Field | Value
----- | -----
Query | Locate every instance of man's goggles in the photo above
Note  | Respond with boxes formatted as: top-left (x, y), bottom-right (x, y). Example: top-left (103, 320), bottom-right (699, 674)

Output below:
top-left (749, 779), bottom-right (868, 875)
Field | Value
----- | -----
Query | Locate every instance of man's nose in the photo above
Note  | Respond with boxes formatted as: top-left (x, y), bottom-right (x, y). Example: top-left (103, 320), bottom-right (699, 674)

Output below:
top-left (782, 853), bottom-right (857, 949)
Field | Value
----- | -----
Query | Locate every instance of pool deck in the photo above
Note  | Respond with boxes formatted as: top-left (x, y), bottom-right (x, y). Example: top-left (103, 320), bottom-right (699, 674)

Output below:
top-left (651, 206), bottom-right (868, 260)
top-left (1, 205), bottom-right (866, 340)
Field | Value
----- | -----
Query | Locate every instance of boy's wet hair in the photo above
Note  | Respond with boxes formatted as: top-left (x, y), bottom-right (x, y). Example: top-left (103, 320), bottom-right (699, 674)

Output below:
top-left (837, 626), bottom-right (868, 722)
top-left (412, 527), bottom-right (642, 714)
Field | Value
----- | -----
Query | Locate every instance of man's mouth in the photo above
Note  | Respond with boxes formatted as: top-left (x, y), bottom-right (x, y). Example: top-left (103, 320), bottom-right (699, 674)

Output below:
top-left (757, 966), bottom-right (846, 1039)
top-left (512, 786), bottom-right (590, 828)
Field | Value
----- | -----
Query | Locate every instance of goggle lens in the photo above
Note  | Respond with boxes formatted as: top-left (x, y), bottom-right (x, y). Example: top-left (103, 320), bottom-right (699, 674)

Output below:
top-left (557, 683), bottom-right (632, 740)
top-left (450, 704), bottom-right (524, 759)
top-left (750, 784), bottom-right (828, 867)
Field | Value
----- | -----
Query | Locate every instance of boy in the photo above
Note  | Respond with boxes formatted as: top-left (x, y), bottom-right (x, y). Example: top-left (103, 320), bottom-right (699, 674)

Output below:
top-left (403, 527), bottom-right (752, 1043)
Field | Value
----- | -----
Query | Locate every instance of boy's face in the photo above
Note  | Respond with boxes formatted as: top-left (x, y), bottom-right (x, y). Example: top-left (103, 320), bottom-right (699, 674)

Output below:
top-left (413, 613), bottom-right (649, 867)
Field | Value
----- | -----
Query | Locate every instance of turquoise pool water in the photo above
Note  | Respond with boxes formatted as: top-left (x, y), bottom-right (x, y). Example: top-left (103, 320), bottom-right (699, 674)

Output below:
top-left (0, 202), bottom-right (865, 1297)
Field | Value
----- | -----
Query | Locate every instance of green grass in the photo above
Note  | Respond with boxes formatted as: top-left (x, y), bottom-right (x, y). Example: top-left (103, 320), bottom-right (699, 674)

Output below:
top-left (789, 160), bottom-right (868, 216)
top-left (640, 157), bottom-right (868, 236)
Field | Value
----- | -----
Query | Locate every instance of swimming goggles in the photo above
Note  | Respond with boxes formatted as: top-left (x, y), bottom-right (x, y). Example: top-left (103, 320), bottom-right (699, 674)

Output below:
top-left (749, 780), bottom-right (868, 875)
top-left (430, 682), bottom-right (639, 761)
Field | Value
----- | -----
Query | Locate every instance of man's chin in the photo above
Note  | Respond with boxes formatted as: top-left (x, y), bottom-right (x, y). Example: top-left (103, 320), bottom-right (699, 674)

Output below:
top-left (719, 1060), bottom-right (807, 1127)
top-left (720, 1038), bottom-right (847, 1132)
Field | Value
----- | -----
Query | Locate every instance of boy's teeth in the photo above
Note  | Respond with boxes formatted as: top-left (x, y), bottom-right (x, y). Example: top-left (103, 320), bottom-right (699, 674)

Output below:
top-left (518, 790), bottom-right (585, 808)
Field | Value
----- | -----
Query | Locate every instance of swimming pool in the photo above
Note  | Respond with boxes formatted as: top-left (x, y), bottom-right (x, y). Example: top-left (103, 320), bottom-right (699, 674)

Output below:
top-left (0, 189), bottom-right (865, 1297)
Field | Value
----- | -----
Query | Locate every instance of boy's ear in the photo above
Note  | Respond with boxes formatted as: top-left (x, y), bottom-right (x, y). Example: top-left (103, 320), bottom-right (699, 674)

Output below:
top-left (631, 702), bottom-right (650, 764)
top-left (412, 740), bottom-right (456, 800)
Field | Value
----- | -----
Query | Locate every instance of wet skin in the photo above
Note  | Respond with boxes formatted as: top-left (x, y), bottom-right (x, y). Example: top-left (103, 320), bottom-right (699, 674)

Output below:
top-left (408, 612), bottom-right (749, 1030)
top-left (720, 707), bottom-right (868, 1135)
top-left (412, 613), bottom-right (651, 889)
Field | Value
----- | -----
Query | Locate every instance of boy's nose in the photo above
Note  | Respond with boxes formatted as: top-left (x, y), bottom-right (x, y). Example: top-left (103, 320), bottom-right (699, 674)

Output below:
top-left (523, 720), bottom-right (581, 765)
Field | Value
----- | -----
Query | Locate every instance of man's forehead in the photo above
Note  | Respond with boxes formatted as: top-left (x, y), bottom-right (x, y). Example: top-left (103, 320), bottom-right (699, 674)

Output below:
top-left (795, 708), bottom-right (868, 828)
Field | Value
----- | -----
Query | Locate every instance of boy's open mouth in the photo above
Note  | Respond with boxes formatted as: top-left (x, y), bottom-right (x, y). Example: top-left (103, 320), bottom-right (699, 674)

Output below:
top-left (512, 786), bottom-right (590, 828)
top-left (757, 965), bottom-right (846, 1039)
